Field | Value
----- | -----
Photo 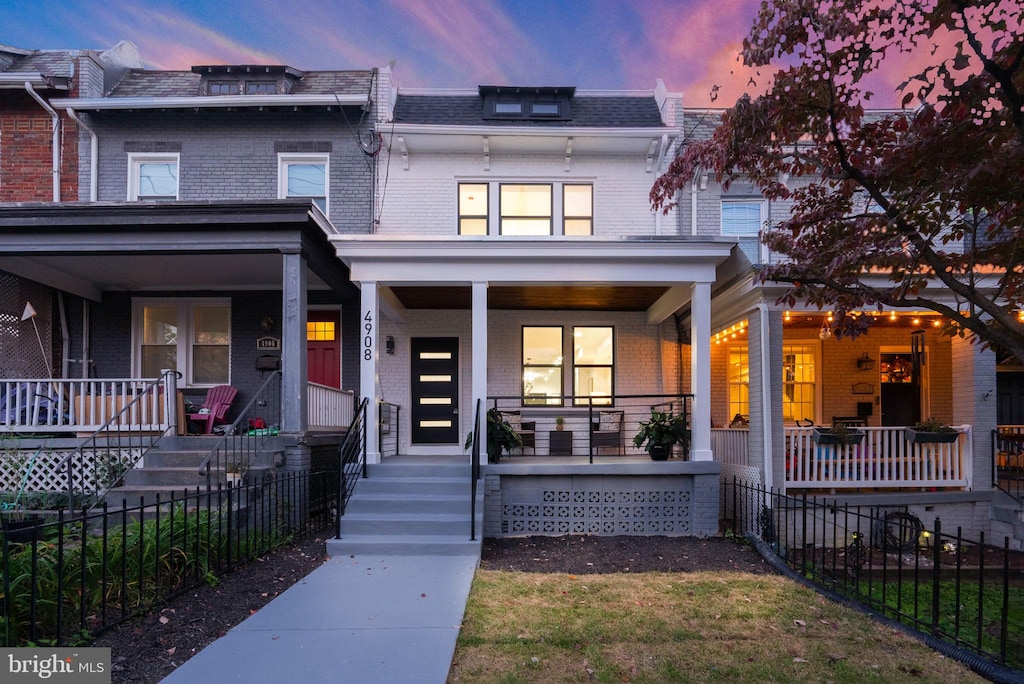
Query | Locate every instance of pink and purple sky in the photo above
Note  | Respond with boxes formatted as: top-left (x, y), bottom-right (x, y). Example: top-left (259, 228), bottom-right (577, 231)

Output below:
top-left (0, 0), bottom-right (970, 107)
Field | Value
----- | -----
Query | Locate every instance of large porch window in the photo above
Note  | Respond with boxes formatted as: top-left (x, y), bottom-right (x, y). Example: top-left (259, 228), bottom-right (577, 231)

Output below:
top-left (134, 299), bottom-right (231, 387)
top-left (522, 326), bottom-right (614, 406)
top-left (782, 344), bottom-right (817, 423)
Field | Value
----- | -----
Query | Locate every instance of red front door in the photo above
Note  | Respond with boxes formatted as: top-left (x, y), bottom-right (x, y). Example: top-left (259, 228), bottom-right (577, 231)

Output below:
top-left (307, 310), bottom-right (341, 388)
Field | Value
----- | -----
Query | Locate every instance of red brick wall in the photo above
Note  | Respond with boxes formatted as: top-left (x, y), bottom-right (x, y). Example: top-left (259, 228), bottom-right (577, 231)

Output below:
top-left (0, 90), bottom-right (80, 202)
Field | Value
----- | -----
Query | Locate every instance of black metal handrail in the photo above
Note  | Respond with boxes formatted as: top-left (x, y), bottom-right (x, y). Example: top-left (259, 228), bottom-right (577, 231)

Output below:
top-left (196, 371), bottom-right (282, 489)
top-left (54, 369), bottom-right (180, 511)
top-left (470, 398), bottom-right (482, 541)
top-left (378, 401), bottom-right (401, 458)
top-left (335, 398), bottom-right (369, 539)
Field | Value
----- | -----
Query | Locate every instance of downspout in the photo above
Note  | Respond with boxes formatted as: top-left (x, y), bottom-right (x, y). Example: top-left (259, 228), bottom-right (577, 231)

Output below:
top-left (756, 301), bottom-right (774, 489)
top-left (690, 176), bottom-right (698, 236)
top-left (24, 82), bottom-right (60, 202)
top-left (65, 107), bottom-right (97, 201)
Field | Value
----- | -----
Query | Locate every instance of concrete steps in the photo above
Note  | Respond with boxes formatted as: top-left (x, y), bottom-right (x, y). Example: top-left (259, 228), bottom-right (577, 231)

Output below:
top-left (327, 461), bottom-right (484, 557)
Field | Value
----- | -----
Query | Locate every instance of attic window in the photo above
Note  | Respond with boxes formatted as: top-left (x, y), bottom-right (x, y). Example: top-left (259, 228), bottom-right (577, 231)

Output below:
top-left (246, 81), bottom-right (276, 94)
top-left (209, 82), bottom-right (239, 96)
top-left (480, 86), bottom-right (574, 121)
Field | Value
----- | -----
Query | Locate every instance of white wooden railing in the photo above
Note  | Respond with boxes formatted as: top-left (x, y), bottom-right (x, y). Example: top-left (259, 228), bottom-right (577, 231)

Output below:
top-left (307, 383), bottom-right (354, 430)
top-left (0, 378), bottom-right (174, 433)
top-left (785, 425), bottom-right (973, 490)
top-left (711, 428), bottom-right (749, 465)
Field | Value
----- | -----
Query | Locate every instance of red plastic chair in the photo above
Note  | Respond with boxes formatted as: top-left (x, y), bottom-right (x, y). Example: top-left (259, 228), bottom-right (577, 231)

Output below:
top-left (187, 385), bottom-right (238, 434)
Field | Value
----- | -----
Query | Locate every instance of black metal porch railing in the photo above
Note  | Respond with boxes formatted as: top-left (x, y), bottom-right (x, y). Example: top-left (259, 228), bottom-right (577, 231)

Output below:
top-left (378, 401), bottom-right (401, 458)
top-left (54, 369), bottom-right (180, 511)
top-left (0, 470), bottom-right (330, 647)
top-left (723, 477), bottom-right (1024, 674)
top-left (197, 371), bottom-right (282, 490)
top-left (470, 398), bottom-right (482, 541)
top-left (994, 429), bottom-right (1024, 502)
top-left (486, 394), bottom-right (694, 463)
top-left (334, 398), bottom-right (368, 539)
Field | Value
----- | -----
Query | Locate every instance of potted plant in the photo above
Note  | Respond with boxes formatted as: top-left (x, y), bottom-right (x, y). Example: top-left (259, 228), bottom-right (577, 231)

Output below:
top-left (905, 418), bottom-right (960, 444)
top-left (555, 416), bottom-right (565, 431)
top-left (812, 422), bottom-right (865, 446)
top-left (633, 408), bottom-right (689, 461)
top-left (464, 409), bottom-right (523, 463)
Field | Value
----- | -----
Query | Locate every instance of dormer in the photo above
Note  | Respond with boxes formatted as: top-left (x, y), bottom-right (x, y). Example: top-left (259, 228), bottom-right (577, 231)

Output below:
top-left (479, 85), bottom-right (574, 121)
top-left (191, 64), bottom-right (306, 96)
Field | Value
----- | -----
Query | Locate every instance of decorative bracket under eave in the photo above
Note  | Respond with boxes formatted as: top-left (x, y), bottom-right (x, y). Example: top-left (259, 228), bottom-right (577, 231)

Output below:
top-left (482, 136), bottom-right (490, 171)
top-left (564, 137), bottom-right (573, 172)
top-left (397, 136), bottom-right (409, 170)
top-left (645, 138), bottom-right (659, 172)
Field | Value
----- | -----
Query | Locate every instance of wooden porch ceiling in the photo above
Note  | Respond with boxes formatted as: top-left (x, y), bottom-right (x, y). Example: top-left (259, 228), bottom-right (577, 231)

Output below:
top-left (389, 285), bottom-right (670, 311)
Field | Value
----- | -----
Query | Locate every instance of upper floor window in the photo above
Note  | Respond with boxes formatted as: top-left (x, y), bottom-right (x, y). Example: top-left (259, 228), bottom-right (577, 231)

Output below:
top-left (278, 154), bottom-right (328, 214)
top-left (721, 199), bottom-right (765, 236)
top-left (458, 183), bottom-right (488, 236)
top-left (501, 184), bottom-right (551, 235)
top-left (128, 154), bottom-right (179, 201)
top-left (563, 184), bottom-right (593, 236)
top-left (481, 86), bottom-right (573, 121)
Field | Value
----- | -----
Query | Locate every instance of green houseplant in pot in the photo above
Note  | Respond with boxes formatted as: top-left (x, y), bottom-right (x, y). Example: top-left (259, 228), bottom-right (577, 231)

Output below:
top-left (464, 408), bottom-right (522, 463)
top-left (633, 408), bottom-right (689, 461)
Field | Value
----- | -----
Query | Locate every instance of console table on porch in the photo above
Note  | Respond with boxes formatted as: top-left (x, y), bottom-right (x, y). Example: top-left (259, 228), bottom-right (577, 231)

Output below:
top-left (549, 430), bottom-right (573, 456)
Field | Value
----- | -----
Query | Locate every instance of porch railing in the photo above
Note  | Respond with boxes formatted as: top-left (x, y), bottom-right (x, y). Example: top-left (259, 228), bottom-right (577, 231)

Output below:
top-left (197, 371), bottom-right (282, 489)
top-left (1, 377), bottom-right (175, 434)
top-left (334, 398), bottom-right (368, 538)
top-left (993, 425), bottom-right (1024, 501)
top-left (711, 427), bottom-right (749, 465)
top-left (308, 383), bottom-right (354, 430)
top-left (785, 425), bottom-right (973, 490)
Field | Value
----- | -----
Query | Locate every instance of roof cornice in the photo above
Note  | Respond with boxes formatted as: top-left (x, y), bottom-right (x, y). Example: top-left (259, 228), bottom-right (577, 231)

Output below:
top-left (388, 123), bottom-right (677, 138)
top-left (51, 93), bottom-right (369, 110)
top-left (0, 73), bottom-right (68, 89)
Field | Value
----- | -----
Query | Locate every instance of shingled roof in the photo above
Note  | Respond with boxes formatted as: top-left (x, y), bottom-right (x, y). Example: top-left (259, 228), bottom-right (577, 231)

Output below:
top-left (394, 93), bottom-right (666, 127)
top-left (681, 108), bottom-right (724, 143)
top-left (107, 68), bottom-right (373, 98)
top-left (0, 47), bottom-right (81, 78)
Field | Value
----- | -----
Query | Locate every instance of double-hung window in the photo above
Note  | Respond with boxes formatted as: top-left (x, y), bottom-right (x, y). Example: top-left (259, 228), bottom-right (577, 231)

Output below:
top-left (458, 183), bottom-right (488, 235)
top-left (563, 184), bottom-right (593, 235)
top-left (782, 344), bottom-right (816, 423)
top-left (279, 154), bottom-right (328, 214)
top-left (128, 154), bottom-right (179, 201)
top-left (721, 199), bottom-right (765, 236)
top-left (501, 184), bottom-right (552, 235)
top-left (134, 299), bottom-right (231, 387)
top-left (522, 326), bottom-right (614, 406)
top-left (727, 347), bottom-right (750, 421)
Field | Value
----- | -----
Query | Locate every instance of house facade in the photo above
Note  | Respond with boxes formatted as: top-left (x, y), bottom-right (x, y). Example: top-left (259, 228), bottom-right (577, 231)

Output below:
top-left (0, 48), bottom-right (1014, 543)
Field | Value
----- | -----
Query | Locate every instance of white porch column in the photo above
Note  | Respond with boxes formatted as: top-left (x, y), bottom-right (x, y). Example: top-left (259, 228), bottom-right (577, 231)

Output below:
top-left (281, 249), bottom-right (307, 434)
top-left (689, 281), bottom-right (713, 461)
top-left (471, 281), bottom-right (488, 460)
top-left (359, 281), bottom-right (381, 463)
top-left (951, 334), bottom-right (997, 490)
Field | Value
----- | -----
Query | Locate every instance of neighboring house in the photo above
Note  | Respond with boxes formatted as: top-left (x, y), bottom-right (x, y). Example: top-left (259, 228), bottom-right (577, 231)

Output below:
top-left (0, 57), bottom-right (378, 495)
top-left (0, 41), bottom-right (140, 380)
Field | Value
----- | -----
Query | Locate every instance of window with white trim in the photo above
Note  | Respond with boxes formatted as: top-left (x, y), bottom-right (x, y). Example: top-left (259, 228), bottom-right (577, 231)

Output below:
top-left (278, 154), bottom-right (328, 214)
top-left (128, 154), bottom-right (179, 201)
top-left (133, 299), bottom-right (230, 387)
top-left (459, 181), bottom-right (593, 235)
top-left (721, 199), bottom-right (765, 236)
top-left (782, 344), bottom-right (817, 423)
top-left (727, 346), bottom-right (750, 421)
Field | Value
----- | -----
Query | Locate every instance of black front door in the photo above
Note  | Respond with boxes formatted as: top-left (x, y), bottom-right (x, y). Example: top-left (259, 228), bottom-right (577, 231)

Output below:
top-left (410, 337), bottom-right (460, 444)
top-left (880, 352), bottom-right (920, 426)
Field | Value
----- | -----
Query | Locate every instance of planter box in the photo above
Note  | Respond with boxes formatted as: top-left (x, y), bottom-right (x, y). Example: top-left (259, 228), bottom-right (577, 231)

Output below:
top-left (812, 427), bottom-right (865, 445)
top-left (904, 428), bottom-right (960, 444)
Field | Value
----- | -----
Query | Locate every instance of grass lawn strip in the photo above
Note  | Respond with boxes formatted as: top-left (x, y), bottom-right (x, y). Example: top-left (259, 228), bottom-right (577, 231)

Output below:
top-left (450, 570), bottom-right (987, 683)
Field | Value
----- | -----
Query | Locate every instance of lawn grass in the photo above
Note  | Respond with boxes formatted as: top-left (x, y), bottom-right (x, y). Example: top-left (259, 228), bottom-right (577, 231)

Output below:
top-left (449, 570), bottom-right (987, 683)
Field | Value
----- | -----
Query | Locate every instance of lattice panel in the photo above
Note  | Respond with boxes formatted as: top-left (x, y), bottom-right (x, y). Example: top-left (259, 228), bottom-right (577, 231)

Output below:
top-left (501, 486), bottom-right (692, 536)
top-left (0, 274), bottom-right (53, 379)
top-left (0, 447), bottom-right (139, 494)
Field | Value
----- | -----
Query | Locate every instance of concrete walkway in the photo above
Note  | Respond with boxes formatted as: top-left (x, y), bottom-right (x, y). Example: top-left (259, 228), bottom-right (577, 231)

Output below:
top-left (160, 552), bottom-right (480, 684)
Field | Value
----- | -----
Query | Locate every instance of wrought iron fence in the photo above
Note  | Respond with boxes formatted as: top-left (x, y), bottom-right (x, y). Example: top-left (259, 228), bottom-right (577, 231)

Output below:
top-left (723, 477), bottom-right (1024, 672)
top-left (0, 469), bottom-right (334, 647)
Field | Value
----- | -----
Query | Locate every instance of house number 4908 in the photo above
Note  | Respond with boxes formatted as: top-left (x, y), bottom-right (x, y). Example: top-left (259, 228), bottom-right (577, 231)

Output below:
top-left (363, 312), bottom-right (373, 360)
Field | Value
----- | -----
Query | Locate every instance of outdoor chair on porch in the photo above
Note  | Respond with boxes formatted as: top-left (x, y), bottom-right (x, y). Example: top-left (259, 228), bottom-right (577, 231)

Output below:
top-left (187, 385), bottom-right (238, 434)
top-left (591, 410), bottom-right (624, 455)
top-left (505, 411), bottom-right (535, 455)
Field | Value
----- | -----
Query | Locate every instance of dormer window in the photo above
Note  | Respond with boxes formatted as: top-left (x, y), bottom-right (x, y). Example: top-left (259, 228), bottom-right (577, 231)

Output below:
top-left (480, 85), bottom-right (573, 121)
top-left (246, 81), bottom-right (276, 95)
top-left (208, 82), bottom-right (239, 96)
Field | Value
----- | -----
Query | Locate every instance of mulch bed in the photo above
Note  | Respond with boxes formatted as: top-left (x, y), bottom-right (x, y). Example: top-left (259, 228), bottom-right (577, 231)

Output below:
top-left (94, 532), bottom-right (771, 683)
